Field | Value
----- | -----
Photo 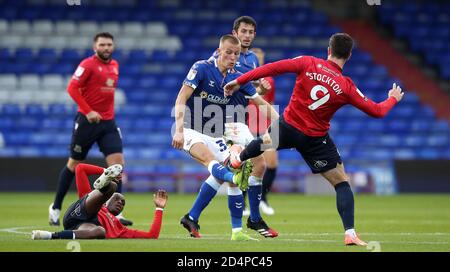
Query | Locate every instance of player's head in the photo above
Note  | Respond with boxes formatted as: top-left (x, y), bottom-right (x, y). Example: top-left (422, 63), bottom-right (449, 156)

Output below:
top-left (106, 192), bottom-right (125, 216)
top-left (217, 34), bottom-right (241, 70)
top-left (93, 32), bottom-right (115, 61)
top-left (232, 16), bottom-right (257, 49)
top-left (251, 47), bottom-right (265, 65)
top-left (328, 33), bottom-right (354, 61)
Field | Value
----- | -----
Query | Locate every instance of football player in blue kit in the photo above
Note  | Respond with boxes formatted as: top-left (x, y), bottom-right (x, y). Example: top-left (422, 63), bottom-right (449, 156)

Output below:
top-left (172, 34), bottom-right (278, 240)
top-left (210, 16), bottom-right (278, 235)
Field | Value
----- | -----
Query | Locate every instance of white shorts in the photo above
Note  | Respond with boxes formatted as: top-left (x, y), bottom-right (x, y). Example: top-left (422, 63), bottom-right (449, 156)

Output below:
top-left (224, 122), bottom-right (255, 147)
top-left (183, 128), bottom-right (229, 163)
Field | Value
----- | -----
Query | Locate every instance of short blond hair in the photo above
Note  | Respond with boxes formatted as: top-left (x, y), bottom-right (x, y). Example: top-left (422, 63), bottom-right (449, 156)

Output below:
top-left (219, 34), bottom-right (241, 47)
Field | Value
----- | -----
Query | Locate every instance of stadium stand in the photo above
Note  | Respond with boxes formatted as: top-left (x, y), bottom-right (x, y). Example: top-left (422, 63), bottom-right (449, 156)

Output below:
top-left (0, 0), bottom-right (448, 192)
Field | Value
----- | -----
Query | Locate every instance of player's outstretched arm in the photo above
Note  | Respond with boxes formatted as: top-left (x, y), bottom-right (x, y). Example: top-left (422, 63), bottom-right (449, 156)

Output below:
top-left (153, 189), bottom-right (168, 209)
top-left (349, 83), bottom-right (404, 118)
top-left (120, 190), bottom-right (168, 239)
top-left (388, 83), bottom-right (404, 102)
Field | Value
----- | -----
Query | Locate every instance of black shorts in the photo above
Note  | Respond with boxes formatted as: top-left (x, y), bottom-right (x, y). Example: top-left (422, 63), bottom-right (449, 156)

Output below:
top-left (269, 117), bottom-right (342, 174)
top-left (70, 113), bottom-right (123, 160)
top-left (63, 195), bottom-right (100, 230)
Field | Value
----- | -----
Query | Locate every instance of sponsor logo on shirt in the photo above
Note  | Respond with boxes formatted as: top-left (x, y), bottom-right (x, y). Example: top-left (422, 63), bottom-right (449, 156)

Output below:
top-left (199, 91), bottom-right (230, 104)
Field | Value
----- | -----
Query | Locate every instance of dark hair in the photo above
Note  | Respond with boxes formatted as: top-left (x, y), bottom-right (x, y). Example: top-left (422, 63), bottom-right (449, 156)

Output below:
top-left (220, 34), bottom-right (241, 46)
top-left (93, 32), bottom-right (114, 42)
top-left (329, 33), bottom-right (353, 60)
top-left (233, 16), bottom-right (257, 32)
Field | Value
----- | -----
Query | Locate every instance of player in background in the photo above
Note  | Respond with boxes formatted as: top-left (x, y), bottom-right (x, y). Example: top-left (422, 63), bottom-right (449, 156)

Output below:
top-left (172, 35), bottom-right (278, 240)
top-left (33, 164), bottom-right (167, 240)
top-left (48, 32), bottom-right (133, 227)
top-left (224, 33), bottom-right (404, 246)
top-left (246, 47), bottom-right (278, 216)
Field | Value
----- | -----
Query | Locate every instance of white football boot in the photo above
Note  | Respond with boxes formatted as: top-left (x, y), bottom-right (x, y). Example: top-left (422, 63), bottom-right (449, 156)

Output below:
top-left (31, 230), bottom-right (52, 240)
top-left (93, 164), bottom-right (122, 190)
top-left (48, 203), bottom-right (60, 226)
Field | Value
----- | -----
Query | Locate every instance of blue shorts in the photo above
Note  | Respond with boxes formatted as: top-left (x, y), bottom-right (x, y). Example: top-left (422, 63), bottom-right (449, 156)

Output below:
top-left (69, 113), bottom-right (123, 160)
top-left (270, 117), bottom-right (342, 174)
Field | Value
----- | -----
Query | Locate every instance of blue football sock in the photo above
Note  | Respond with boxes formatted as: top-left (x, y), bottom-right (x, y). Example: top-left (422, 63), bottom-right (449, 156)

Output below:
top-left (227, 187), bottom-right (243, 229)
top-left (335, 182), bottom-right (354, 230)
top-left (188, 176), bottom-right (220, 221)
top-left (208, 160), bottom-right (233, 183)
top-left (248, 176), bottom-right (262, 222)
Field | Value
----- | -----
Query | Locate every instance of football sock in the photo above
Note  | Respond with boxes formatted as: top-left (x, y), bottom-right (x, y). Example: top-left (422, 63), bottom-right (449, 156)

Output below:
top-left (53, 166), bottom-right (75, 210)
top-left (189, 175), bottom-right (220, 221)
top-left (239, 138), bottom-right (264, 162)
top-left (261, 167), bottom-right (277, 202)
top-left (52, 230), bottom-right (75, 239)
top-left (228, 187), bottom-right (243, 229)
top-left (248, 176), bottom-right (262, 222)
top-left (335, 182), bottom-right (354, 230)
top-left (208, 160), bottom-right (234, 182)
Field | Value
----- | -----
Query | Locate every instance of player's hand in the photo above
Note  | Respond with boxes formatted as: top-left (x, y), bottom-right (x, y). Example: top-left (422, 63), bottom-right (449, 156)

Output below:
top-left (153, 189), bottom-right (168, 209)
top-left (172, 132), bottom-right (184, 150)
top-left (86, 111), bottom-right (102, 123)
top-left (224, 79), bottom-right (241, 97)
top-left (257, 78), bottom-right (272, 95)
top-left (388, 83), bottom-right (404, 102)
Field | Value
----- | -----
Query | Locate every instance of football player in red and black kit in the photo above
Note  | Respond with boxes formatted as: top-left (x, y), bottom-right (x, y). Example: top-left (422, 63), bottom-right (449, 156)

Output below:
top-left (49, 33), bottom-right (132, 226)
top-left (225, 33), bottom-right (404, 246)
top-left (33, 164), bottom-right (167, 240)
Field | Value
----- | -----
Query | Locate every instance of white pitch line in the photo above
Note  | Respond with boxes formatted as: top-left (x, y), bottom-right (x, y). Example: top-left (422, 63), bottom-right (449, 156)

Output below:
top-left (0, 226), bottom-right (40, 235)
top-left (1, 227), bottom-right (449, 245)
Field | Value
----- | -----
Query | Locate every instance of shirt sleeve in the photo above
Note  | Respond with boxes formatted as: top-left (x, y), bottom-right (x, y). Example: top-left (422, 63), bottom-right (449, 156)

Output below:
top-left (346, 81), bottom-right (397, 118)
top-left (183, 61), bottom-right (204, 90)
top-left (120, 209), bottom-right (163, 239)
top-left (236, 56), bottom-right (307, 85)
top-left (74, 163), bottom-right (105, 198)
top-left (67, 60), bottom-right (94, 113)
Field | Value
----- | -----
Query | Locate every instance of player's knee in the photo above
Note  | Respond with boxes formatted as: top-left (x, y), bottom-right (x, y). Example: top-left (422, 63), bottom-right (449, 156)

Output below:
top-left (67, 159), bottom-right (81, 172)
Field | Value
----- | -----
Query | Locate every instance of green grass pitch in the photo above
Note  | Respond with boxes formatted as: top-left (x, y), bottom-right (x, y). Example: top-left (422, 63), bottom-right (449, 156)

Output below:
top-left (0, 192), bottom-right (449, 252)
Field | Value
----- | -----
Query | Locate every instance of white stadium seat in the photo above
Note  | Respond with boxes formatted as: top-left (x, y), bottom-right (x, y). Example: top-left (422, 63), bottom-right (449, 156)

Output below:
top-left (10, 21), bottom-right (30, 35)
top-left (122, 22), bottom-right (145, 37)
top-left (19, 75), bottom-right (41, 89)
top-left (78, 21), bottom-right (99, 36)
top-left (32, 20), bottom-right (54, 35)
top-left (0, 74), bottom-right (18, 90)
top-left (55, 21), bottom-right (77, 35)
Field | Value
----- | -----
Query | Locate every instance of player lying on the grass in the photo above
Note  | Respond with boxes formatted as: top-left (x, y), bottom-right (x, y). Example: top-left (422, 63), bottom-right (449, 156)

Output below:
top-left (32, 164), bottom-right (167, 239)
top-left (224, 33), bottom-right (404, 246)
